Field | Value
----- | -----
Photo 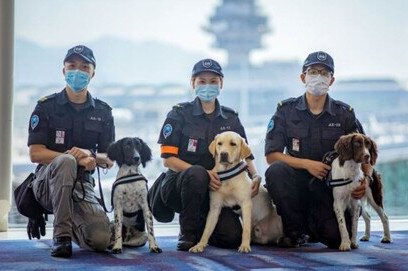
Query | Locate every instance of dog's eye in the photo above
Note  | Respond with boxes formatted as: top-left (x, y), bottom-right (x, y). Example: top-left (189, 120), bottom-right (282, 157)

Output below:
top-left (217, 142), bottom-right (223, 146)
top-left (230, 142), bottom-right (237, 146)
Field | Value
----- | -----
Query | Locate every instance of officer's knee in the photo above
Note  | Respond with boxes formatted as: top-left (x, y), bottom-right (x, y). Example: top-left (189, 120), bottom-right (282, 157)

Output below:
top-left (52, 154), bottom-right (77, 172)
top-left (183, 165), bottom-right (209, 193)
top-left (265, 161), bottom-right (292, 185)
top-left (84, 222), bottom-right (111, 251)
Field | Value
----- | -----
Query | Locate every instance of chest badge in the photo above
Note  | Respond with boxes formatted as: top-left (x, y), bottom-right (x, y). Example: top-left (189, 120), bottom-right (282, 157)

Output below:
top-left (187, 138), bottom-right (198, 152)
top-left (55, 130), bottom-right (65, 144)
top-left (292, 138), bottom-right (300, 152)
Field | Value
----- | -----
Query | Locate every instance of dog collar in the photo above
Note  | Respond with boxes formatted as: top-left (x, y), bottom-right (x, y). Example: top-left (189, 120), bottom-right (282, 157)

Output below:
top-left (217, 161), bottom-right (248, 181)
top-left (111, 173), bottom-right (147, 214)
top-left (328, 177), bottom-right (353, 187)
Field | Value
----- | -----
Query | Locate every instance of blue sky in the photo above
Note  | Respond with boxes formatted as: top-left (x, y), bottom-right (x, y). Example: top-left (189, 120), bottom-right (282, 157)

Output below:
top-left (15, 0), bottom-right (408, 86)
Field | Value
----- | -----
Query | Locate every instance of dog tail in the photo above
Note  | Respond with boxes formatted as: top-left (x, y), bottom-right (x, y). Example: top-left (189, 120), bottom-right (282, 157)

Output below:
top-left (370, 169), bottom-right (383, 208)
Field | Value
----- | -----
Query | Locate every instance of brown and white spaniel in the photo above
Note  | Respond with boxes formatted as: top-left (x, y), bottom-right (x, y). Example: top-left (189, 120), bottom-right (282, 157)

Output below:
top-left (331, 133), bottom-right (391, 251)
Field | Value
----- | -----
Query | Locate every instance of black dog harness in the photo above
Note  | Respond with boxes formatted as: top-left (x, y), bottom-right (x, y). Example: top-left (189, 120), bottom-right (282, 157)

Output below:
top-left (217, 161), bottom-right (248, 181)
top-left (110, 173), bottom-right (148, 217)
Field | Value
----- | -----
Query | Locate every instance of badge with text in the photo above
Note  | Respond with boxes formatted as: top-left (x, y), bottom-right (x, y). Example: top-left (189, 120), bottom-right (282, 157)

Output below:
top-left (55, 130), bottom-right (65, 144)
top-left (187, 138), bottom-right (198, 152)
top-left (292, 138), bottom-right (300, 152)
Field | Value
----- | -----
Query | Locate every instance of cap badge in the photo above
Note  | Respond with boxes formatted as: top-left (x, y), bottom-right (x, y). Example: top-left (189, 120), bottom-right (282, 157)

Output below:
top-left (202, 60), bottom-right (212, 68)
top-left (317, 52), bottom-right (327, 61)
top-left (73, 46), bottom-right (84, 53)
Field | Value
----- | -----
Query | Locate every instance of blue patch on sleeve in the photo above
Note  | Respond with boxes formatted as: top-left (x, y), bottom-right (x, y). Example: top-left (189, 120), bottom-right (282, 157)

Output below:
top-left (163, 124), bottom-right (173, 139)
top-left (30, 115), bottom-right (39, 130)
top-left (267, 119), bottom-right (274, 133)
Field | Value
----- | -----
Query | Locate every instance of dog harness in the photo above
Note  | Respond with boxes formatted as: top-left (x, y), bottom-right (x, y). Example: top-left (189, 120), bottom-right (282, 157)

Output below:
top-left (217, 161), bottom-right (248, 181)
top-left (111, 173), bottom-right (148, 217)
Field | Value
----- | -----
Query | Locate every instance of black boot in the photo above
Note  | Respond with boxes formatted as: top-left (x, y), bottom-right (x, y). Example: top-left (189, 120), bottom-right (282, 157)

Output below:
top-left (177, 231), bottom-right (197, 251)
top-left (51, 236), bottom-right (72, 258)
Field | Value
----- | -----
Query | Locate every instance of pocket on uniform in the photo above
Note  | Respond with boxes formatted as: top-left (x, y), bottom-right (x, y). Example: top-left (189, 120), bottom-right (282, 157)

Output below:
top-left (181, 126), bottom-right (206, 154)
top-left (322, 128), bottom-right (344, 150)
top-left (287, 128), bottom-right (308, 153)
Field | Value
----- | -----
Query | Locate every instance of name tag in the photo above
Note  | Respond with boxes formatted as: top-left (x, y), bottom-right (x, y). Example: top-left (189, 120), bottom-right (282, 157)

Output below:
top-left (55, 130), bottom-right (65, 144)
top-left (292, 138), bottom-right (300, 152)
top-left (187, 138), bottom-right (198, 152)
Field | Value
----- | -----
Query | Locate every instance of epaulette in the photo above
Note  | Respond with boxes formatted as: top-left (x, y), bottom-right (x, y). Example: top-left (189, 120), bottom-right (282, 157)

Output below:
top-left (277, 97), bottom-right (296, 108)
top-left (95, 98), bottom-right (112, 110)
top-left (172, 102), bottom-right (189, 110)
top-left (37, 93), bottom-right (57, 103)
top-left (333, 100), bottom-right (354, 112)
top-left (221, 105), bottom-right (238, 115)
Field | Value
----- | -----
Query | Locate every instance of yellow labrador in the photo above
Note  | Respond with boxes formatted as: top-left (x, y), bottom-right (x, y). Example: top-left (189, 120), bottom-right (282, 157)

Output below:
top-left (189, 131), bottom-right (253, 253)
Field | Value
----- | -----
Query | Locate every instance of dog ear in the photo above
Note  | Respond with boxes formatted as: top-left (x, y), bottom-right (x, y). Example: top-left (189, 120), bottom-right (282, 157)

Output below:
top-left (334, 134), bottom-right (354, 166)
top-left (136, 137), bottom-right (152, 167)
top-left (240, 137), bottom-right (252, 160)
top-left (367, 136), bottom-right (378, 165)
top-left (107, 139), bottom-right (124, 165)
top-left (208, 137), bottom-right (217, 157)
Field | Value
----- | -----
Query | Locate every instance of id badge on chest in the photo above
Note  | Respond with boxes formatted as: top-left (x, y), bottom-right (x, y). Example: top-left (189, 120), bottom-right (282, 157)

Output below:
top-left (55, 129), bottom-right (66, 145)
top-left (292, 137), bottom-right (300, 152)
top-left (187, 138), bottom-right (198, 152)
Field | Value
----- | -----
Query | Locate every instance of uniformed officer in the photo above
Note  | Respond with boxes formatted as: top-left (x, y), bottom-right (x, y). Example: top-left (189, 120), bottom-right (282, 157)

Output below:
top-left (264, 51), bottom-right (367, 248)
top-left (154, 59), bottom-right (261, 251)
top-left (27, 45), bottom-right (116, 257)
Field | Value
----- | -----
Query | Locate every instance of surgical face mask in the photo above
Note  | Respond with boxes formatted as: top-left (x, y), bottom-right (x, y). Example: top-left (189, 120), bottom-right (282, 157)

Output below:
top-left (305, 74), bottom-right (331, 96)
top-left (65, 70), bottom-right (90, 93)
top-left (195, 84), bottom-right (220, 102)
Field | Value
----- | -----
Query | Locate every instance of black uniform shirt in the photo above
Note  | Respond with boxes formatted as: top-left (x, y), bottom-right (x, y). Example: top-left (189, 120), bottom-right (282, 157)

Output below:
top-left (265, 94), bottom-right (361, 161)
top-left (28, 89), bottom-right (115, 153)
top-left (158, 97), bottom-right (252, 170)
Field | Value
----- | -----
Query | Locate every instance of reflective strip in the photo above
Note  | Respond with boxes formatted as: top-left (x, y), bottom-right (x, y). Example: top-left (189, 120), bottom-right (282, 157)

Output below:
top-left (217, 161), bottom-right (248, 181)
top-left (161, 145), bottom-right (179, 155)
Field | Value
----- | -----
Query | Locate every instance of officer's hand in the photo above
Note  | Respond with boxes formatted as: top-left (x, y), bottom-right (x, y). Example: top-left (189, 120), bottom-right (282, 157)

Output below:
top-left (78, 156), bottom-right (96, 171)
top-left (208, 170), bottom-right (221, 191)
top-left (27, 215), bottom-right (46, 240)
top-left (251, 175), bottom-right (261, 198)
top-left (352, 178), bottom-right (366, 199)
top-left (67, 147), bottom-right (89, 161)
top-left (306, 160), bottom-right (331, 180)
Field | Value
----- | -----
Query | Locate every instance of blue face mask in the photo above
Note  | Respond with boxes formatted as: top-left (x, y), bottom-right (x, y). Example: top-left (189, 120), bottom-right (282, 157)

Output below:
top-left (65, 70), bottom-right (90, 93)
top-left (195, 84), bottom-right (220, 102)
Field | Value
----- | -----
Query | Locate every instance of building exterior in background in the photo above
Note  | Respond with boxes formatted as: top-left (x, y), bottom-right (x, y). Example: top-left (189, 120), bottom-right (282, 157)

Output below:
top-left (10, 0), bottom-right (408, 225)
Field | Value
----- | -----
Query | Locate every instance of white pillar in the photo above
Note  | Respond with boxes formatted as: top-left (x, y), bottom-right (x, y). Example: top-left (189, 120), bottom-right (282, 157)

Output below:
top-left (0, 0), bottom-right (15, 231)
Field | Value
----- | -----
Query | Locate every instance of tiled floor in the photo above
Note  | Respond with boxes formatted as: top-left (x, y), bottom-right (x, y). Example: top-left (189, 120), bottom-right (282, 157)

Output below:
top-left (1, 219), bottom-right (407, 240)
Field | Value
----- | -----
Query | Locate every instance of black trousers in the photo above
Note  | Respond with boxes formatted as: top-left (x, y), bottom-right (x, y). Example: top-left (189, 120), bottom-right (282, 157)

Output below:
top-left (265, 161), bottom-right (351, 248)
top-left (161, 165), bottom-right (242, 248)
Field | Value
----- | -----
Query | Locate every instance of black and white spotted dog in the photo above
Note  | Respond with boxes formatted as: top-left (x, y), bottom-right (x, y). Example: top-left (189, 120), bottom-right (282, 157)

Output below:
top-left (107, 137), bottom-right (161, 254)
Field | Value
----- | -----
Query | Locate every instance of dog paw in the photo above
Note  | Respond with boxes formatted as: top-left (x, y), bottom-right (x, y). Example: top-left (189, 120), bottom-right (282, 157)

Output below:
top-left (381, 237), bottom-right (392, 243)
top-left (351, 242), bottom-right (359, 249)
top-left (238, 244), bottom-right (251, 253)
top-left (112, 248), bottom-right (122, 254)
top-left (189, 243), bottom-right (206, 253)
top-left (339, 242), bottom-right (351, 251)
top-left (150, 246), bottom-right (162, 253)
top-left (360, 235), bottom-right (370, 242)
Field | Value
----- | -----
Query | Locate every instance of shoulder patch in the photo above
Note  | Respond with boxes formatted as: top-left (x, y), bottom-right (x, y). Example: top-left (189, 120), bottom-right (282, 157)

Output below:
top-left (267, 118), bottom-right (274, 133)
top-left (162, 123), bottom-right (173, 138)
top-left (278, 97), bottom-right (296, 108)
top-left (221, 105), bottom-right (238, 115)
top-left (37, 93), bottom-right (57, 103)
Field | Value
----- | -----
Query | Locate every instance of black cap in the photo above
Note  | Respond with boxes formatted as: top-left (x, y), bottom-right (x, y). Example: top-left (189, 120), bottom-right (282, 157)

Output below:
top-left (63, 45), bottom-right (96, 67)
top-left (302, 51), bottom-right (334, 73)
top-left (192, 58), bottom-right (223, 77)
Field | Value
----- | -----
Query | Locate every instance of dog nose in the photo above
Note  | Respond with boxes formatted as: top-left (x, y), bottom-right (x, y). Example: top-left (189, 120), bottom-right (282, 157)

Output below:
top-left (220, 152), bottom-right (229, 163)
